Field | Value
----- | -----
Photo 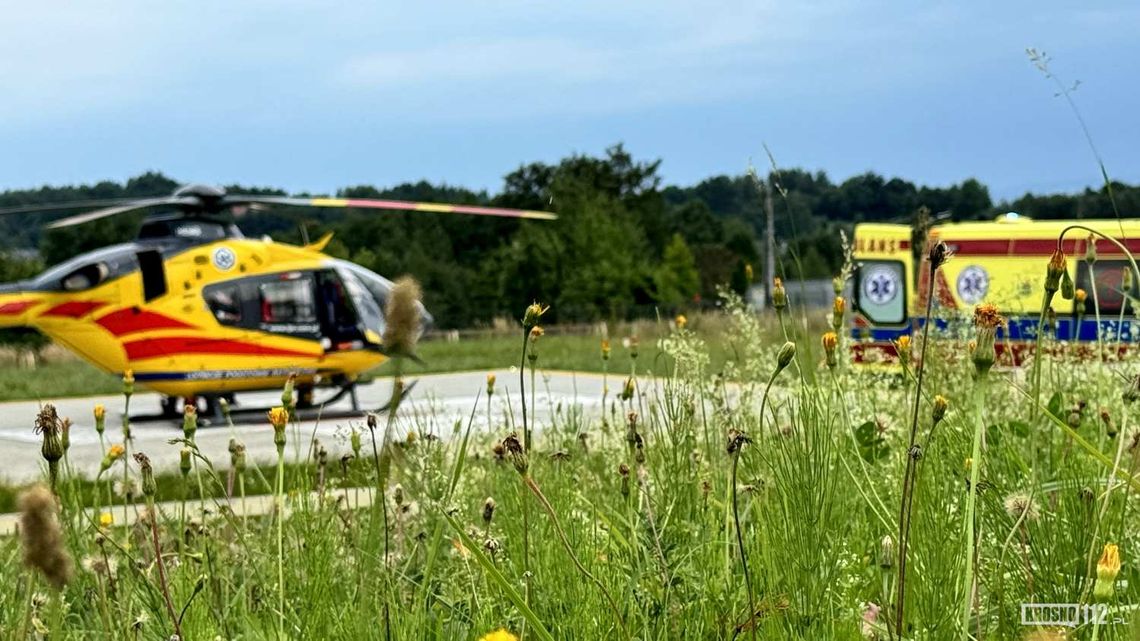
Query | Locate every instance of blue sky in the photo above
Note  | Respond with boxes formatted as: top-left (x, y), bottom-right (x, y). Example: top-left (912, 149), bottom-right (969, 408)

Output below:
top-left (1, 1), bottom-right (1137, 202)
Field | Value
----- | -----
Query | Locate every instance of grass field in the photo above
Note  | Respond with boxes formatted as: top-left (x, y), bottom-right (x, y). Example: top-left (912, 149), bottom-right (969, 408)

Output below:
top-left (1, 290), bottom-right (1138, 640)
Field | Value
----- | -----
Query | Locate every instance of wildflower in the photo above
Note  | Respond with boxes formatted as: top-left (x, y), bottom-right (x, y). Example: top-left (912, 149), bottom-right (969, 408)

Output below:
top-left (36, 405), bottom-right (64, 489)
top-left (477, 630), bottom-right (519, 641)
top-left (675, 314), bottom-right (687, 330)
top-left (180, 447), bottom-right (192, 477)
top-left (1003, 492), bottom-right (1040, 522)
top-left (231, 441), bottom-right (247, 473)
top-left (879, 534), bottom-right (894, 570)
top-left (821, 332), bottom-right (839, 369)
top-left (832, 275), bottom-right (845, 296)
top-left (744, 263), bottom-right (753, 282)
top-left (98, 512), bottom-right (113, 528)
top-left (1060, 270), bottom-right (1075, 300)
top-left (972, 303), bottom-right (1005, 376)
top-left (122, 369), bottom-right (135, 397)
top-left (775, 341), bottom-right (796, 374)
top-left (482, 497), bottom-right (496, 525)
top-left (928, 240), bottom-right (950, 270)
top-left (500, 433), bottom-right (528, 476)
top-left (726, 429), bottom-right (751, 456)
top-left (1093, 543), bottom-right (1121, 599)
top-left (771, 277), bottom-right (787, 311)
top-left (60, 418), bottom-right (71, 454)
top-left (219, 397), bottom-right (231, 423)
top-left (281, 373), bottom-right (296, 410)
top-left (861, 602), bottom-right (881, 639)
top-left (486, 373), bottom-right (496, 396)
top-left (18, 484), bottom-right (73, 589)
top-left (528, 326), bottom-right (544, 363)
top-left (93, 404), bottom-right (106, 436)
top-left (1084, 234), bottom-right (1097, 264)
top-left (521, 302), bottom-right (548, 330)
top-left (182, 404), bottom-right (198, 441)
top-left (1100, 408), bottom-right (1117, 438)
top-left (895, 334), bottom-right (912, 368)
top-left (267, 406), bottom-right (289, 452)
top-left (601, 339), bottom-right (611, 361)
top-left (620, 377), bottom-right (635, 402)
top-left (383, 276), bottom-right (424, 358)
top-left (832, 296), bottom-right (846, 331)
top-left (932, 395), bottom-right (949, 424)
top-left (1044, 248), bottom-right (1066, 296)
top-left (629, 335), bottom-right (640, 359)
top-left (618, 463), bottom-right (631, 497)
top-left (134, 453), bottom-right (156, 498)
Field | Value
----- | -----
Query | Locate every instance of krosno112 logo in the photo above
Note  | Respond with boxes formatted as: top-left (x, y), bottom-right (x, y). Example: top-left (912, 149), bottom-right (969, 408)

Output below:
top-left (1021, 603), bottom-right (1125, 627)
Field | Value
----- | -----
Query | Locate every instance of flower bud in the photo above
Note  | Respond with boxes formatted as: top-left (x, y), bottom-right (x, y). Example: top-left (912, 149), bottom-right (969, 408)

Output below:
top-left (93, 404), bottom-right (106, 436)
top-left (1045, 249), bottom-right (1066, 295)
top-left (775, 341), bottom-right (796, 374)
top-left (1093, 543), bottom-right (1121, 600)
top-left (100, 444), bottom-right (125, 474)
top-left (831, 296), bottom-right (846, 331)
top-left (675, 314), bottom-right (687, 330)
top-left (122, 370), bottom-right (135, 397)
top-left (821, 332), bottom-right (839, 369)
top-left (629, 336), bottom-right (640, 360)
top-left (134, 452), bottom-right (156, 498)
top-left (771, 278), bottom-right (787, 311)
top-left (501, 434), bottom-right (528, 476)
top-left (744, 263), bottom-right (754, 283)
top-left (928, 241), bottom-right (949, 270)
top-left (486, 373), bottom-right (496, 396)
top-left (832, 275), bottom-right (845, 296)
top-left (879, 534), bottom-right (895, 570)
top-left (482, 497), bottom-right (496, 525)
top-left (351, 428), bottom-right (362, 457)
top-left (1060, 270), bottom-right (1075, 300)
top-left (618, 463), bottom-right (630, 498)
top-left (932, 395), bottom-right (949, 424)
top-left (281, 373), bottom-right (296, 410)
top-left (601, 339), bottom-right (611, 361)
top-left (1084, 234), bottom-right (1097, 264)
top-left (267, 406), bottom-right (289, 452)
top-left (182, 404), bottom-right (197, 441)
top-left (521, 302), bottom-right (548, 329)
top-left (180, 448), bottom-right (192, 477)
top-left (620, 377), bottom-right (635, 402)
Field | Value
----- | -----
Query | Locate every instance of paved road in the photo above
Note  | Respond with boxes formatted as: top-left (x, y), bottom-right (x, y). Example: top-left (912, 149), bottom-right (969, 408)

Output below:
top-left (0, 369), bottom-right (608, 485)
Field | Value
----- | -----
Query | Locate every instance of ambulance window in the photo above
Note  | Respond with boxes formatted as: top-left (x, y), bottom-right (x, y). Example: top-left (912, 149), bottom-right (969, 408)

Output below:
top-left (857, 261), bottom-right (906, 324)
top-left (258, 273), bottom-right (320, 337)
top-left (1076, 261), bottom-right (1137, 314)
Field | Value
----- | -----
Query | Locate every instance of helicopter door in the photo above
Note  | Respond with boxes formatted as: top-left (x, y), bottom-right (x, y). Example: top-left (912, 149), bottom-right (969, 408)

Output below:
top-left (316, 270), bottom-right (366, 351)
top-left (136, 250), bottom-right (167, 302)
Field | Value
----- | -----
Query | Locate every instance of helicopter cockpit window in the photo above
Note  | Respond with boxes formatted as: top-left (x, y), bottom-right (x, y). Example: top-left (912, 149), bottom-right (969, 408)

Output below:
top-left (259, 274), bottom-right (320, 338)
top-left (61, 263), bottom-right (110, 291)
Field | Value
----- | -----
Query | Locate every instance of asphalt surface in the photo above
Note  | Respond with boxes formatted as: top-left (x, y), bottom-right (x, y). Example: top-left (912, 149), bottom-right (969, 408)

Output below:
top-left (0, 369), bottom-right (608, 485)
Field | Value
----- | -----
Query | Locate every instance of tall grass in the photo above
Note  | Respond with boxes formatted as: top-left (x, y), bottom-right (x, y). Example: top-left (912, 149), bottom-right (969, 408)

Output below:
top-left (1, 285), bottom-right (1138, 639)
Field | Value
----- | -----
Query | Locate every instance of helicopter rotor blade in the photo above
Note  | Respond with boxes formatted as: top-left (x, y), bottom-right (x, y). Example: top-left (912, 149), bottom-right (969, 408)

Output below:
top-left (0, 198), bottom-right (140, 217)
top-left (45, 197), bottom-right (192, 229)
top-left (227, 195), bottom-right (557, 221)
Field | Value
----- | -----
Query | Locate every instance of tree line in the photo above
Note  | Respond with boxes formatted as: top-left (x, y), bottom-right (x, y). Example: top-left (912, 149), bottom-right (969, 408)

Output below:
top-left (0, 144), bottom-right (1136, 329)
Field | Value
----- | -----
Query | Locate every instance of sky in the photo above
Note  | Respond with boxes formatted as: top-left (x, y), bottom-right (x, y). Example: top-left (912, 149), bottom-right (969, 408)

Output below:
top-left (0, 1), bottom-right (1137, 202)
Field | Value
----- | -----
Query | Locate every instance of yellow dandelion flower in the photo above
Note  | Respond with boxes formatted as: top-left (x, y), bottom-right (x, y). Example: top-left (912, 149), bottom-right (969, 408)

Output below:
top-left (99, 512), bottom-right (114, 528)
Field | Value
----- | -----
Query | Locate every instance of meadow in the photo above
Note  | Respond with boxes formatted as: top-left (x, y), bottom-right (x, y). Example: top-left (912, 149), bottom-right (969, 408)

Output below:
top-left (0, 264), bottom-right (1138, 641)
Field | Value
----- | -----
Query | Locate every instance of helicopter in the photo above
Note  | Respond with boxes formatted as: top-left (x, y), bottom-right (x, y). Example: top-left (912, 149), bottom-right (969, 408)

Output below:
top-left (0, 183), bottom-right (555, 419)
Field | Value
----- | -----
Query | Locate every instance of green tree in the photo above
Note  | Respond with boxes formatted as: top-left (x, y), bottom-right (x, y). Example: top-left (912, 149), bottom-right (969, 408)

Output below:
top-left (653, 234), bottom-right (700, 309)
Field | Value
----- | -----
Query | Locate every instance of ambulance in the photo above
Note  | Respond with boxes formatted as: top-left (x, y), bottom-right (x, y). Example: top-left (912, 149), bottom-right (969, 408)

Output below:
top-left (850, 214), bottom-right (1140, 364)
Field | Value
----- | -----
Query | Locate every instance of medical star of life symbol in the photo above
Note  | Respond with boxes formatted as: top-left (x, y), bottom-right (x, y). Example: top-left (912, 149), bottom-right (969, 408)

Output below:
top-left (863, 266), bottom-right (899, 305)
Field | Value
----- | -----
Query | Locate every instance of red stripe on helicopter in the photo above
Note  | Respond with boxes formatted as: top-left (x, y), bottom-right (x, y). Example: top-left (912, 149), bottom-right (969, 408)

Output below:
top-left (0, 299), bottom-right (39, 315)
top-left (41, 301), bottom-right (107, 318)
top-left (944, 238), bottom-right (1140, 256)
top-left (96, 308), bottom-right (195, 336)
top-left (124, 337), bottom-right (319, 361)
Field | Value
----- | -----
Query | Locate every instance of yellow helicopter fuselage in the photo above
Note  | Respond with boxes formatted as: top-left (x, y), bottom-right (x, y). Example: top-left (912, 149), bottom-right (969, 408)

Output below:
top-left (0, 235), bottom-right (388, 398)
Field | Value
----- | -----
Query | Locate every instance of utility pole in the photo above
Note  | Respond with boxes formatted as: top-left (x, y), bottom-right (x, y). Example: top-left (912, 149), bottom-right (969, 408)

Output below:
top-left (764, 175), bottom-right (775, 303)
